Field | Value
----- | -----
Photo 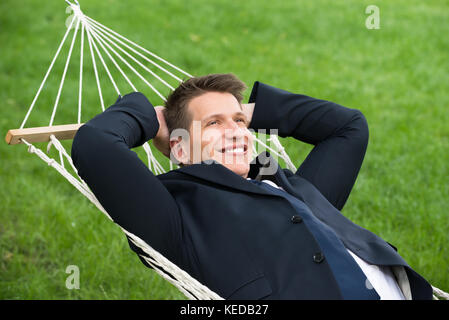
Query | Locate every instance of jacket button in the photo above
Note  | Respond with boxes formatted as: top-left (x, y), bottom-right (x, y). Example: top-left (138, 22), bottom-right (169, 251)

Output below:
top-left (291, 215), bottom-right (303, 224)
top-left (313, 252), bottom-right (325, 263)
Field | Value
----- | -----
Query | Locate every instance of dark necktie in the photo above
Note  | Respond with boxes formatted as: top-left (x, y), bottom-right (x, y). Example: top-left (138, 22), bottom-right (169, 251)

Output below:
top-left (247, 178), bottom-right (380, 300)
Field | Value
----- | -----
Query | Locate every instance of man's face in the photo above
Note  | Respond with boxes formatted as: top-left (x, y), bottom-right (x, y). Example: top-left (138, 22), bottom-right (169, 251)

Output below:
top-left (182, 91), bottom-right (254, 178)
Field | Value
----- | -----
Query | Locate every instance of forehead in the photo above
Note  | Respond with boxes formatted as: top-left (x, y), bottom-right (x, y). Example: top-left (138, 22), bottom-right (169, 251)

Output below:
top-left (188, 91), bottom-right (242, 120)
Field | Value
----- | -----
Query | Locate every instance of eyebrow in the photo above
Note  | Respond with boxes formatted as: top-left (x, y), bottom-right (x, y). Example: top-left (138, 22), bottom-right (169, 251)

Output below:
top-left (201, 111), bottom-right (247, 124)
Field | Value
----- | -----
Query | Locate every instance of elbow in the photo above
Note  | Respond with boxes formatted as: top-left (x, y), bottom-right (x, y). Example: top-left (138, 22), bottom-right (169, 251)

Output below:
top-left (71, 124), bottom-right (94, 172)
top-left (351, 110), bottom-right (369, 147)
top-left (359, 111), bottom-right (370, 147)
top-left (72, 125), bottom-right (86, 156)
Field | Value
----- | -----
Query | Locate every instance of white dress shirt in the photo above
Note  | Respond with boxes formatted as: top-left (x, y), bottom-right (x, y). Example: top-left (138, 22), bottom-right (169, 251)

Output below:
top-left (248, 177), bottom-right (406, 300)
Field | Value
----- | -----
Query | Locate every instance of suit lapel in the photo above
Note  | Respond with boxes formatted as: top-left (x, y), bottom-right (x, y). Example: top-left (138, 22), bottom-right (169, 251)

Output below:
top-left (251, 154), bottom-right (305, 201)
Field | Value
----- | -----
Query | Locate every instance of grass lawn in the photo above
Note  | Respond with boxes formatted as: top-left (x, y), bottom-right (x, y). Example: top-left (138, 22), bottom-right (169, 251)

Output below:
top-left (1, 0), bottom-right (448, 299)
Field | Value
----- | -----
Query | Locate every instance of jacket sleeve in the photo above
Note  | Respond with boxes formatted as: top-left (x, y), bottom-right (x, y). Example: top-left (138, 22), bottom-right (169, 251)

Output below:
top-left (247, 81), bottom-right (369, 211)
top-left (71, 92), bottom-right (184, 266)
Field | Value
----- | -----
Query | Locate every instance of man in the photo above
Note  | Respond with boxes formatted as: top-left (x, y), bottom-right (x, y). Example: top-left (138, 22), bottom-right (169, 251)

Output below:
top-left (71, 73), bottom-right (432, 300)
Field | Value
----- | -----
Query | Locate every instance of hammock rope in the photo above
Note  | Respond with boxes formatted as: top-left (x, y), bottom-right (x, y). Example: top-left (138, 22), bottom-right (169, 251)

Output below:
top-left (7, 0), bottom-right (448, 300)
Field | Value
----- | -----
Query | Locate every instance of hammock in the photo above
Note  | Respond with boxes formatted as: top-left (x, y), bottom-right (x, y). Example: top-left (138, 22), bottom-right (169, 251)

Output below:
top-left (5, 1), bottom-right (448, 300)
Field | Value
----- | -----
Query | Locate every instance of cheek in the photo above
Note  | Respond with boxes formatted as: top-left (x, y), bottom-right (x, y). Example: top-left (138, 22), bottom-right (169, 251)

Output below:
top-left (247, 132), bottom-right (254, 147)
top-left (201, 128), bottom-right (222, 157)
top-left (244, 131), bottom-right (254, 153)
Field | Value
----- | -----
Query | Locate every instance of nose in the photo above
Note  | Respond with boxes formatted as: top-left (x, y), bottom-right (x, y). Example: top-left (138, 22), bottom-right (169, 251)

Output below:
top-left (223, 121), bottom-right (245, 140)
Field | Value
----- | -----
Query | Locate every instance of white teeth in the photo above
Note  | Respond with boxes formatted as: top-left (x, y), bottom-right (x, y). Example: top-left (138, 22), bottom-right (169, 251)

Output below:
top-left (224, 147), bottom-right (244, 154)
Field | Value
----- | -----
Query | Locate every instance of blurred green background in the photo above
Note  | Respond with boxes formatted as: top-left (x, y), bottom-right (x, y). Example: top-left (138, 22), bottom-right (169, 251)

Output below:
top-left (1, 0), bottom-right (448, 299)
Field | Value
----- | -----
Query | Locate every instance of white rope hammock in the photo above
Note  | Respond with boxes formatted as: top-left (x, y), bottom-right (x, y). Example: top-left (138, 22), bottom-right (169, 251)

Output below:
top-left (6, 1), bottom-right (448, 300)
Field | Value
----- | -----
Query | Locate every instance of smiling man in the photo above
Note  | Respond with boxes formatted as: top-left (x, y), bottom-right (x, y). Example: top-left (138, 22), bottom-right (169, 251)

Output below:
top-left (163, 87), bottom-right (255, 177)
top-left (71, 73), bottom-right (432, 300)
top-left (150, 74), bottom-right (257, 178)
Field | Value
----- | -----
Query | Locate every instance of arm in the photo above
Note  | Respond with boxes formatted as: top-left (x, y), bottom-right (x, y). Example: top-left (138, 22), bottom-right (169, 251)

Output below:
top-left (247, 81), bottom-right (369, 211)
top-left (71, 92), bottom-right (183, 266)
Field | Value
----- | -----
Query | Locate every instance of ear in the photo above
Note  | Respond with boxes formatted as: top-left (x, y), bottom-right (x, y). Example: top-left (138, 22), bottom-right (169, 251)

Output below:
top-left (169, 136), bottom-right (190, 165)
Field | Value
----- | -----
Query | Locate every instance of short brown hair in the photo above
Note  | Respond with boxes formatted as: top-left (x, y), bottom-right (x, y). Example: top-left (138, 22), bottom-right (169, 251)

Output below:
top-left (164, 73), bottom-right (247, 134)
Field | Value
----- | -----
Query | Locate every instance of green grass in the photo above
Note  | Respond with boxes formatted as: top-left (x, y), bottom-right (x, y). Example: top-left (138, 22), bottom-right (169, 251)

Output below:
top-left (1, 0), bottom-right (448, 299)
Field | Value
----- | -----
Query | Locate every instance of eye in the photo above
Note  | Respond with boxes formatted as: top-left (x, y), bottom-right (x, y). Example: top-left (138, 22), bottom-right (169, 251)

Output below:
top-left (207, 120), bottom-right (218, 126)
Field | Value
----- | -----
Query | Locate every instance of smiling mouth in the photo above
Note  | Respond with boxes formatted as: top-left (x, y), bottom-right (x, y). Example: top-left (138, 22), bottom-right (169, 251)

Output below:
top-left (218, 144), bottom-right (248, 155)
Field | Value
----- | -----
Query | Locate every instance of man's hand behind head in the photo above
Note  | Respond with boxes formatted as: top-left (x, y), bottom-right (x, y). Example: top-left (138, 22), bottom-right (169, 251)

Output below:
top-left (153, 106), bottom-right (171, 158)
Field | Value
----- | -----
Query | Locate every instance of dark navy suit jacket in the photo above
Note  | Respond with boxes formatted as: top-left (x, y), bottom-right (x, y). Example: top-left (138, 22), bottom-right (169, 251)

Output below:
top-left (71, 81), bottom-right (432, 300)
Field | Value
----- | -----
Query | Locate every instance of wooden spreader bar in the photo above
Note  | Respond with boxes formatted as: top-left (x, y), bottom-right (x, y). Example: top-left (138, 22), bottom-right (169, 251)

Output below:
top-left (5, 124), bottom-right (84, 145)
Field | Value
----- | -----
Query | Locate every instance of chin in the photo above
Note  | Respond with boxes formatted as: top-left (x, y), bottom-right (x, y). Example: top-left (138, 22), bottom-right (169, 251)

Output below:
top-left (223, 163), bottom-right (250, 178)
top-left (207, 148), bottom-right (252, 178)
